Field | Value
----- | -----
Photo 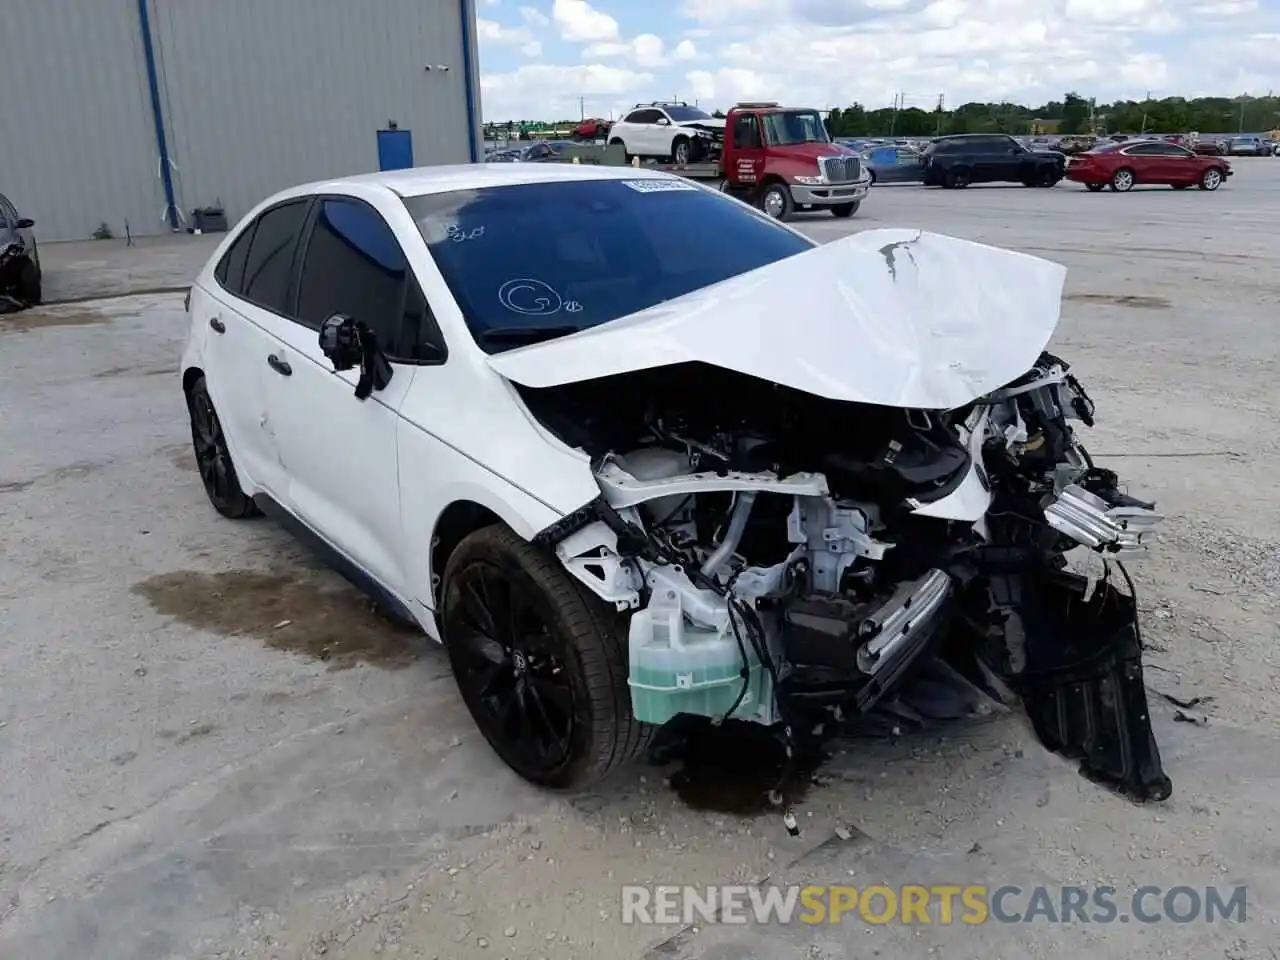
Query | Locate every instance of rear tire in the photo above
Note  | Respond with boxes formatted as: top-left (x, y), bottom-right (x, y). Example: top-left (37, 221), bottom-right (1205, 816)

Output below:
top-left (608, 138), bottom-right (632, 163)
top-left (945, 167), bottom-right (971, 188)
top-left (186, 376), bottom-right (258, 519)
top-left (829, 202), bottom-right (859, 218)
top-left (441, 524), bottom-right (652, 789)
top-left (1109, 167), bottom-right (1135, 192)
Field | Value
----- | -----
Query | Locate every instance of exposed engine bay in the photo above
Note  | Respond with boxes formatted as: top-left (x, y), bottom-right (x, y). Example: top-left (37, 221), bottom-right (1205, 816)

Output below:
top-left (526, 355), bottom-right (1172, 804)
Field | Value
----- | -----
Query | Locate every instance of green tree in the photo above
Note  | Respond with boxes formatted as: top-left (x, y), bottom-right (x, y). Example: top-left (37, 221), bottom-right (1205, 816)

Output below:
top-left (712, 109), bottom-right (726, 118)
top-left (1058, 92), bottom-right (1090, 134)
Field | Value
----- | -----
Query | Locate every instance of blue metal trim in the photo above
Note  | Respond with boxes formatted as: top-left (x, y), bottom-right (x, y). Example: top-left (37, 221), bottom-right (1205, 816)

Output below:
top-left (459, 0), bottom-right (479, 163)
top-left (136, 0), bottom-right (179, 230)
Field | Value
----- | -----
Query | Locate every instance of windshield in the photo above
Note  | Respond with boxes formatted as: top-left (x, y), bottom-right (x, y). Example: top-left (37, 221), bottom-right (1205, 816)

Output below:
top-left (403, 179), bottom-right (814, 353)
top-left (761, 110), bottom-right (829, 146)
top-left (665, 106), bottom-right (713, 122)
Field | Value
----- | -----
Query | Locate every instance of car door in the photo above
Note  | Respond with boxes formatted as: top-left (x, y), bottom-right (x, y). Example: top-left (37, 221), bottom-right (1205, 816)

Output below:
top-left (1119, 143), bottom-right (1161, 183)
top-left (1158, 143), bottom-right (1200, 184)
top-left (253, 195), bottom-right (427, 595)
top-left (894, 148), bottom-right (922, 182)
top-left (729, 112), bottom-right (766, 186)
top-left (627, 109), bottom-right (662, 155)
top-left (205, 198), bottom-right (313, 499)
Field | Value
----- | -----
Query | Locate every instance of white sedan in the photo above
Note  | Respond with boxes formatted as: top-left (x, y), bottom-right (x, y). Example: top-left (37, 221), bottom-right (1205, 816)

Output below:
top-left (180, 163), bottom-right (1171, 801)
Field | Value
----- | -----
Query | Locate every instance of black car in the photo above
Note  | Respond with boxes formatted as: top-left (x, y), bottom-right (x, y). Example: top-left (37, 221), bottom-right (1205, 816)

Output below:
top-left (0, 192), bottom-right (41, 306)
top-left (921, 134), bottom-right (1066, 188)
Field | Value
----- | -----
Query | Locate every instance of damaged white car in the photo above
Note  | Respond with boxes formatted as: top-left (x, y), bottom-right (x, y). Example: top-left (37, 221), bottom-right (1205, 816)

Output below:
top-left (180, 163), bottom-right (1171, 802)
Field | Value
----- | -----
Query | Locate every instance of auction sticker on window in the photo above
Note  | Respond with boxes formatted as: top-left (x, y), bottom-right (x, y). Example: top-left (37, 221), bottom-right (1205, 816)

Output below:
top-left (621, 179), bottom-right (698, 192)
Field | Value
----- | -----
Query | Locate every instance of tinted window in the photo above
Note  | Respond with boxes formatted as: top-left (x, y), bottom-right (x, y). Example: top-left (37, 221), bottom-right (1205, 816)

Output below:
top-left (0, 194), bottom-right (13, 226)
top-left (403, 179), bottom-right (814, 353)
top-left (1123, 143), bottom-right (1159, 155)
top-left (241, 199), bottom-right (310, 313)
top-left (296, 198), bottom-right (410, 351)
top-left (733, 114), bottom-right (761, 149)
top-left (215, 222), bottom-right (256, 292)
top-left (627, 109), bottom-right (661, 124)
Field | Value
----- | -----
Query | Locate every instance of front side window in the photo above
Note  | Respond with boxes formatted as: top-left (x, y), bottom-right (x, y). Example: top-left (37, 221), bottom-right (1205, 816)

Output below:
top-left (403, 179), bottom-right (815, 353)
top-left (295, 198), bottom-right (413, 354)
top-left (761, 110), bottom-right (829, 146)
top-left (240, 199), bottom-right (311, 313)
top-left (733, 114), bottom-right (761, 149)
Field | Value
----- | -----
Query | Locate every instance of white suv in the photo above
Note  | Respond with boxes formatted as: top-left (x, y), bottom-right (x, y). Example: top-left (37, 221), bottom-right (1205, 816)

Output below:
top-left (607, 102), bottom-right (725, 164)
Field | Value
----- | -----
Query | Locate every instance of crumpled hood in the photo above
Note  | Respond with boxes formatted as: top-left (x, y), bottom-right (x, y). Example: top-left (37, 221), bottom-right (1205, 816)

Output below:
top-left (676, 117), bottom-right (726, 131)
top-left (486, 229), bottom-right (1068, 410)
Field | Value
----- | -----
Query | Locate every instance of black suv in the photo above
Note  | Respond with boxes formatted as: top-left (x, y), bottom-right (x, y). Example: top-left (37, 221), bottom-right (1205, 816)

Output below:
top-left (921, 134), bottom-right (1065, 189)
top-left (0, 192), bottom-right (42, 307)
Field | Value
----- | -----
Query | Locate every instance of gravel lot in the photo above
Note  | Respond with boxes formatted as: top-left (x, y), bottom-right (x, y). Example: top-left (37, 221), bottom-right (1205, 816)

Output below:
top-left (2, 160), bottom-right (1278, 960)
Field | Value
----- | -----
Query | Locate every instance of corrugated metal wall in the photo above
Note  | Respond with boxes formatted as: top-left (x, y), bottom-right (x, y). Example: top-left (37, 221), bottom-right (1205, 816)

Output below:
top-left (0, 0), bottom-right (481, 240)
top-left (0, 0), bottom-right (167, 241)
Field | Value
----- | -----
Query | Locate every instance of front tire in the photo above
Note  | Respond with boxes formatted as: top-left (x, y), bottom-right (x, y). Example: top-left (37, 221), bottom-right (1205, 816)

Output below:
top-left (442, 524), bottom-right (651, 789)
top-left (670, 136), bottom-right (691, 165)
top-left (18, 258), bottom-right (42, 305)
top-left (759, 182), bottom-right (793, 220)
top-left (829, 202), bottom-right (859, 218)
top-left (945, 167), bottom-right (971, 188)
top-left (1198, 167), bottom-right (1224, 191)
top-left (186, 376), bottom-right (257, 519)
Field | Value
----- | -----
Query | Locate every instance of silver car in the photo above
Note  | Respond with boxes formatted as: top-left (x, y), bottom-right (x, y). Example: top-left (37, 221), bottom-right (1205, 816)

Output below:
top-left (862, 145), bottom-right (925, 184)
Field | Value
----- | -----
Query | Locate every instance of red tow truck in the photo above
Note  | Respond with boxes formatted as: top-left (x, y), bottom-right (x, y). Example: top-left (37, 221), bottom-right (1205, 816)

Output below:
top-left (656, 102), bottom-right (871, 220)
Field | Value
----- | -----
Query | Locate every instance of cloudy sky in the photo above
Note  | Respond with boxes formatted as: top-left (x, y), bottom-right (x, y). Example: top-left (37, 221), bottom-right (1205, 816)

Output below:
top-left (476, 0), bottom-right (1279, 121)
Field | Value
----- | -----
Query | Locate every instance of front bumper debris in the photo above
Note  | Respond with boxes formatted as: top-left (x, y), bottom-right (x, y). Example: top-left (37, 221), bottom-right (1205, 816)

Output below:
top-left (1006, 568), bottom-right (1172, 802)
top-left (1044, 483), bottom-right (1163, 558)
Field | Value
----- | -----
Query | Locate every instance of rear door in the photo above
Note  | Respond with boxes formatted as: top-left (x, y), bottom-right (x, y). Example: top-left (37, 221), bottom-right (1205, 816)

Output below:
top-left (1119, 142), bottom-right (1162, 183)
top-left (255, 195), bottom-right (427, 594)
top-left (205, 198), bottom-right (313, 497)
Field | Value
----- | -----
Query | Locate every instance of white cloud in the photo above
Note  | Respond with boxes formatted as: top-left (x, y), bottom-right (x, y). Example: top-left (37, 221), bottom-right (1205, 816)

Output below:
top-left (476, 17), bottom-right (535, 45)
top-left (521, 40), bottom-right (543, 56)
top-left (552, 0), bottom-right (620, 41)
top-left (481, 0), bottom-right (1280, 120)
top-left (584, 33), bottom-right (671, 66)
top-left (520, 4), bottom-right (551, 25)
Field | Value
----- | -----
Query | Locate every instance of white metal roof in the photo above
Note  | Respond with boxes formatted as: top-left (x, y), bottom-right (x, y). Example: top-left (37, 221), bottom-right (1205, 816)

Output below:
top-left (301, 162), bottom-right (680, 199)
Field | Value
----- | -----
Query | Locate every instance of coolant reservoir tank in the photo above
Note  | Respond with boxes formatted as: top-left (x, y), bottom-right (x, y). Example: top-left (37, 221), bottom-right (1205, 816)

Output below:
top-left (616, 447), bottom-right (690, 524)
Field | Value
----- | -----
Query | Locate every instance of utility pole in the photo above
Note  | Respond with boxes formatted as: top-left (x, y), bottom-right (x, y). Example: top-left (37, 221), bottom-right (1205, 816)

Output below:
top-left (936, 93), bottom-right (945, 135)
top-left (889, 92), bottom-right (901, 135)
top-left (579, 96), bottom-right (585, 120)
top-left (1088, 97), bottom-right (1096, 134)
top-left (1140, 90), bottom-right (1150, 134)
top-left (1238, 92), bottom-right (1247, 132)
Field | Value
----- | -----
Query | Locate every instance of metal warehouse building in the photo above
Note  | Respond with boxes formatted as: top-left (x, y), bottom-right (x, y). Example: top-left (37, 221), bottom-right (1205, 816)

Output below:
top-left (0, 0), bottom-right (482, 241)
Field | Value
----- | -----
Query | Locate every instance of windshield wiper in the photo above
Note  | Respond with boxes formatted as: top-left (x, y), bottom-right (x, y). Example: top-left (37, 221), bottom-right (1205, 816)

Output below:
top-left (477, 324), bottom-right (583, 347)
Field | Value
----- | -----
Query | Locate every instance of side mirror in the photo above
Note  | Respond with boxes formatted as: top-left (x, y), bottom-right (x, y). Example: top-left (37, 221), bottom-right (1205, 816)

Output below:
top-left (656, 117), bottom-right (671, 126)
top-left (318, 313), bottom-right (393, 400)
top-left (15, 218), bottom-right (34, 229)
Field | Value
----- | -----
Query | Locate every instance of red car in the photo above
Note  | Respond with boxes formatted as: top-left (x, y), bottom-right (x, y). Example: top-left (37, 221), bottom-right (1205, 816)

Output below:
top-left (1065, 140), bottom-right (1232, 192)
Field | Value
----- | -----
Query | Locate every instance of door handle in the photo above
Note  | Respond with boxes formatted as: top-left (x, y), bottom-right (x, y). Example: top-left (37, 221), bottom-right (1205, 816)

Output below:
top-left (209, 316), bottom-right (226, 334)
top-left (266, 353), bottom-right (292, 376)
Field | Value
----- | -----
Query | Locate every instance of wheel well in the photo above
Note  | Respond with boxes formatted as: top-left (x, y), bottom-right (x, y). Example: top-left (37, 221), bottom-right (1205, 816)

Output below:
top-left (182, 366), bottom-right (204, 395)
top-left (430, 500), bottom-right (502, 606)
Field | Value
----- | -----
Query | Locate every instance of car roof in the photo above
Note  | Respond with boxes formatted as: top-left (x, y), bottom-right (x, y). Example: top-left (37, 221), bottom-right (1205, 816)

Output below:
top-left (281, 163), bottom-right (683, 201)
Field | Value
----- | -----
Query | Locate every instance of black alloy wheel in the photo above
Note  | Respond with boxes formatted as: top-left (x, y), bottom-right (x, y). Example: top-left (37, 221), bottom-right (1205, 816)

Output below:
top-left (446, 560), bottom-right (576, 780)
top-left (187, 377), bottom-right (256, 518)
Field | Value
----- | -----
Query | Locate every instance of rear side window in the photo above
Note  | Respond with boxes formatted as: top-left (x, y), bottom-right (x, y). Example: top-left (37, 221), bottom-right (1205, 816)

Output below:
top-left (214, 223), bottom-right (255, 293)
top-left (241, 199), bottom-right (311, 313)
top-left (295, 197), bottom-right (442, 361)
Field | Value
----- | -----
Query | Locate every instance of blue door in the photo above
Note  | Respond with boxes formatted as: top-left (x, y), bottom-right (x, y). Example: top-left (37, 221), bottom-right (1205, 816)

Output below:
top-left (377, 129), bottom-right (414, 171)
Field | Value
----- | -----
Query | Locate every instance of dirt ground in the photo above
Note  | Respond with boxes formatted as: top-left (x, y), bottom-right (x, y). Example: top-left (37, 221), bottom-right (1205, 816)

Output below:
top-left (1, 163), bottom-right (1278, 959)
